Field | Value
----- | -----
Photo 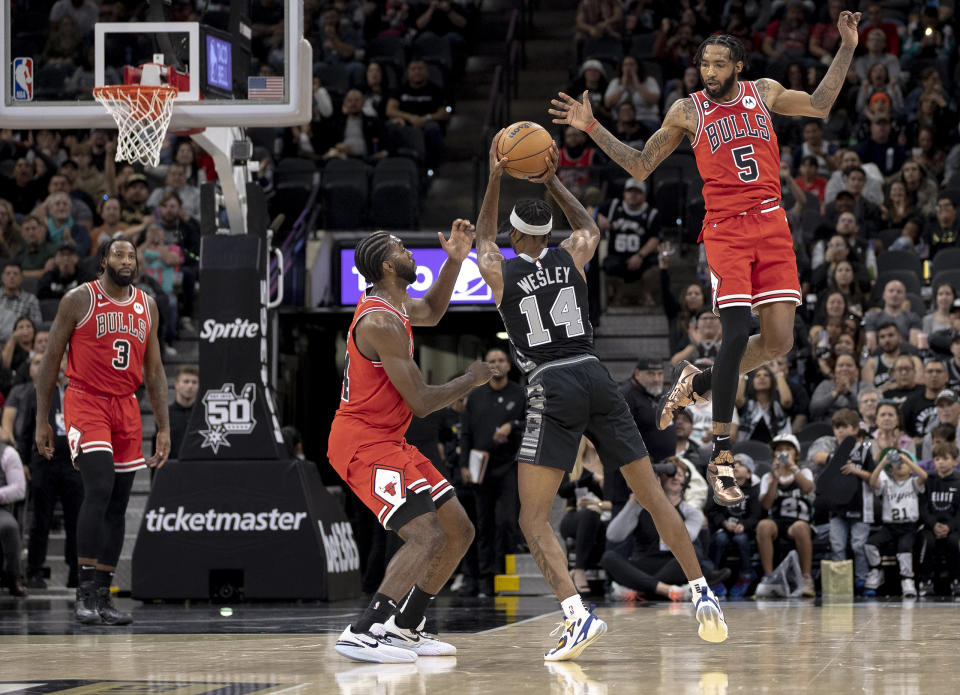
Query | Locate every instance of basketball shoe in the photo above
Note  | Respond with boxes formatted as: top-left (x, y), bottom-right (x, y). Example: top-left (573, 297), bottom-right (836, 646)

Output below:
top-left (543, 609), bottom-right (607, 661)
top-left (707, 451), bottom-right (744, 506)
top-left (75, 581), bottom-right (100, 625)
top-left (656, 360), bottom-right (705, 430)
top-left (96, 587), bottom-right (133, 625)
top-left (378, 615), bottom-right (457, 656)
top-left (335, 624), bottom-right (418, 663)
top-left (691, 585), bottom-right (728, 643)
top-left (608, 582), bottom-right (638, 602)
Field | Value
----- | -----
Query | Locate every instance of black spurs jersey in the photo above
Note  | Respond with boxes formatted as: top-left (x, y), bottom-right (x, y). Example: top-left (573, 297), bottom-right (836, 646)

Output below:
top-left (498, 247), bottom-right (595, 373)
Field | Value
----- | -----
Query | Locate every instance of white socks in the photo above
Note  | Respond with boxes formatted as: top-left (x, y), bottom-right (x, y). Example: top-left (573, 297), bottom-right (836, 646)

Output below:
top-left (689, 576), bottom-right (710, 597)
top-left (561, 594), bottom-right (589, 620)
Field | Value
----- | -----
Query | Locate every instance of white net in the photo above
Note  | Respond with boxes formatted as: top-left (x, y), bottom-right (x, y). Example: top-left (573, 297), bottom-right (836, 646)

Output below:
top-left (93, 85), bottom-right (177, 167)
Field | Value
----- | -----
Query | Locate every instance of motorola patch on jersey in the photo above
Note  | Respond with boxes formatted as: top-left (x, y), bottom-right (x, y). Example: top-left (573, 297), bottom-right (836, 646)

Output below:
top-left (743, 96), bottom-right (756, 109)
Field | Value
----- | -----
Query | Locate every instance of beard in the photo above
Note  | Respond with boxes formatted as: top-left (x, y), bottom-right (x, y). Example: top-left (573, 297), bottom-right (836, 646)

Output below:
top-left (105, 264), bottom-right (135, 287)
top-left (703, 70), bottom-right (738, 102)
top-left (397, 259), bottom-right (418, 285)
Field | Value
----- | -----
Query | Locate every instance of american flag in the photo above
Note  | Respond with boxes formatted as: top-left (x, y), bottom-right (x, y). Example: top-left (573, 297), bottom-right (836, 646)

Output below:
top-left (248, 76), bottom-right (283, 99)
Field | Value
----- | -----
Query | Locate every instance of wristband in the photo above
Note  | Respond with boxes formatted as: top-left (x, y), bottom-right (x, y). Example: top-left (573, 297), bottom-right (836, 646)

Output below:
top-left (585, 119), bottom-right (598, 133)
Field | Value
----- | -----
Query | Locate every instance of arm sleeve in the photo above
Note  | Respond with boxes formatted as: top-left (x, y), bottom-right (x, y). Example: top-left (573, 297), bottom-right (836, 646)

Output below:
top-left (0, 446), bottom-right (25, 504)
top-left (606, 499), bottom-right (644, 542)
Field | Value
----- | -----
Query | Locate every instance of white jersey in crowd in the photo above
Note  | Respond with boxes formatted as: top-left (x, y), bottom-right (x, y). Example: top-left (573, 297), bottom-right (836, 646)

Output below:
top-left (687, 400), bottom-right (739, 445)
top-left (877, 471), bottom-right (924, 524)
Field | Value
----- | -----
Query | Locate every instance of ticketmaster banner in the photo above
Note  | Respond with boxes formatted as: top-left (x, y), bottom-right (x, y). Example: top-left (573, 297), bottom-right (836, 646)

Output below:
top-left (340, 248), bottom-right (518, 305)
top-left (132, 459), bottom-right (361, 601)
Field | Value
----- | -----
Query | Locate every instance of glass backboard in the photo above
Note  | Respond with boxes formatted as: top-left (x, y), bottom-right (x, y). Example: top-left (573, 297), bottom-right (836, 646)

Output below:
top-left (0, 0), bottom-right (310, 130)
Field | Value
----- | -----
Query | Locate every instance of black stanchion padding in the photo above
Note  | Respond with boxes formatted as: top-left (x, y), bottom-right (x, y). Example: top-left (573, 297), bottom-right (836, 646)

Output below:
top-left (131, 459), bottom-right (362, 600)
top-left (179, 234), bottom-right (285, 461)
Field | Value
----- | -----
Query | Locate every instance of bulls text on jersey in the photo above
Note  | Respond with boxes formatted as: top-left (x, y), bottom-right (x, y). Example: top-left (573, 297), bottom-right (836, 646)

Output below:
top-left (703, 111), bottom-right (771, 154)
top-left (95, 312), bottom-right (147, 343)
top-left (516, 265), bottom-right (572, 295)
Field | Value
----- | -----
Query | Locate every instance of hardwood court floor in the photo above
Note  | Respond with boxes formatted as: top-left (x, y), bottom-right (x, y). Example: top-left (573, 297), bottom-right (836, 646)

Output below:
top-left (2, 595), bottom-right (960, 694)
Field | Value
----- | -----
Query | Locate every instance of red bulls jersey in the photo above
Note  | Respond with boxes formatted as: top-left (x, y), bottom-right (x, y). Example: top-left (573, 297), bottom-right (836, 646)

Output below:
top-left (691, 81), bottom-right (782, 224)
top-left (66, 281), bottom-right (151, 396)
top-left (330, 293), bottom-right (414, 454)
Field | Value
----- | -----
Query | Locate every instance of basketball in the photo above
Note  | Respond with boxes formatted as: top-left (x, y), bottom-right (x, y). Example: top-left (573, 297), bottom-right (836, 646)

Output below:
top-left (496, 121), bottom-right (553, 179)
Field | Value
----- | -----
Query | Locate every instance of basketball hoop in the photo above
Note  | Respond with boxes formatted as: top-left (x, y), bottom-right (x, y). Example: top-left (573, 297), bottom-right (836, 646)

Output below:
top-left (93, 84), bottom-right (178, 167)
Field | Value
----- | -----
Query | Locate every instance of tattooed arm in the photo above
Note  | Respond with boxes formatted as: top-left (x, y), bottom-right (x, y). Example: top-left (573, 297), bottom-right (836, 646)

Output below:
top-left (755, 11), bottom-right (860, 118)
top-left (549, 90), bottom-right (696, 181)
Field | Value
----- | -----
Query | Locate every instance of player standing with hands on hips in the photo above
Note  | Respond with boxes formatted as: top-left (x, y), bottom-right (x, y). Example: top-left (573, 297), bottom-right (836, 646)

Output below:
top-left (35, 238), bottom-right (170, 625)
top-left (550, 10), bottom-right (862, 508)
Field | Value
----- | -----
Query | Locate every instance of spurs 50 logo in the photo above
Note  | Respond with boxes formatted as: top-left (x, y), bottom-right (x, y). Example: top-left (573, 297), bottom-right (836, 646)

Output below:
top-left (199, 383), bottom-right (257, 454)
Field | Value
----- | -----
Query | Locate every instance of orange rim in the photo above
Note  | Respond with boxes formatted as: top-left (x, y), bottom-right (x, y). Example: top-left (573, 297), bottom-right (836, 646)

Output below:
top-left (93, 84), bottom-right (178, 120)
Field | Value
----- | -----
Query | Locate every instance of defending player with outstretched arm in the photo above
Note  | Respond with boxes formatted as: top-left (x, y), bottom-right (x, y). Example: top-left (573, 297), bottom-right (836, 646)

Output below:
top-left (550, 11), bottom-right (862, 514)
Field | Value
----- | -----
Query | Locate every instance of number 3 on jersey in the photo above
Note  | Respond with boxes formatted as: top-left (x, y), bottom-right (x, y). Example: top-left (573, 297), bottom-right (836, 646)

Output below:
top-left (732, 145), bottom-right (759, 182)
top-left (518, 286), bottom-right (585, 347)
top-left (112, 339), bottom-right (130, 369)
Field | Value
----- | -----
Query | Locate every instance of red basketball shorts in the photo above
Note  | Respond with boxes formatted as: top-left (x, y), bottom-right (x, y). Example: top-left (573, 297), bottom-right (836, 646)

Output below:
top-left (702, 205), bottom-right (802, 314)
top-left (328, 438), bottom-right (455, 530)
top-left (64, 385), bottom-right (145, 472)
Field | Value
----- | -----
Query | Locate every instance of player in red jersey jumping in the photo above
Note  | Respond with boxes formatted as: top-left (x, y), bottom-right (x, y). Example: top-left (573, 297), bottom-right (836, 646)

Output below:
top-left (329, 220), bottom-right (498, 664)
top-left (551, 11), bottom-right (861, 508)
top-left (34, 238), bottom-right (170, 625)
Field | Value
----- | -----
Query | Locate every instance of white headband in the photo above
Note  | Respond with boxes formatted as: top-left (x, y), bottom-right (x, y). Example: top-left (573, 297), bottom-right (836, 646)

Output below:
top-left (510, 208), bottom-right (552, 236)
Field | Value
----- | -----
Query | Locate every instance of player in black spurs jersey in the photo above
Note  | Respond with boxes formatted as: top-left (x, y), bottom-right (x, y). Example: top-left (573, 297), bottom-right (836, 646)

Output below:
top-left (474, 132), bottom-right (728, 660)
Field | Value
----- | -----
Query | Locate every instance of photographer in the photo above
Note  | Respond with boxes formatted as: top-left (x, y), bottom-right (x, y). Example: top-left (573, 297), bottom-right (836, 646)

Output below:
top-left (864, 448), bottom-right (926, 597)
top-left (755, 434), bottom-right (816, 598)
top-left (602, 458), bottom-right (728, 601)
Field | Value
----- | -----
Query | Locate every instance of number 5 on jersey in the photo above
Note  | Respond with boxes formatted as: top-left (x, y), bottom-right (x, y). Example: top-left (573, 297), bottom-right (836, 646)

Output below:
top-left (732, 145), bottom-right (759, 182)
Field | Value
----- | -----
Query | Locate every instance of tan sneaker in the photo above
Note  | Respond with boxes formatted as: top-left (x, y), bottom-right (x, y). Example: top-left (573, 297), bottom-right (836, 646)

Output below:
top-left (707, 450), bottom-right (744, 507)
top-left (656, 360), bottom-right (705, 430)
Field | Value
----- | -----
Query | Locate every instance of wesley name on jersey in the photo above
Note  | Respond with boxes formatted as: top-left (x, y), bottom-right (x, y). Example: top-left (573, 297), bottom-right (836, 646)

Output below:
top-left (516, 265), bottom-right (572, 294)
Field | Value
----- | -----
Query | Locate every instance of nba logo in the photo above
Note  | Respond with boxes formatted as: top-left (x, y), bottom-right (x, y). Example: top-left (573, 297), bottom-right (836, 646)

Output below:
top-left (13, 57), bottom-right (32, 101)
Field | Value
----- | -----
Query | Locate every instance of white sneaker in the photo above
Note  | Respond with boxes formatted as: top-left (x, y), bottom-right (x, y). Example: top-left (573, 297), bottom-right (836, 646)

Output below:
top-left (379, 615), bottom-right (456, 656)
top-left (865, 568), bottom-right (884, 591)
top-left (334, 624), bottom-right (418, 663)
top-left (692, 586), bottom-right (728, 643)
top-left (543, 610), bottom-right (607, 661)
top-left (901, 578), bottom-right (917, 598)
top-left (801, 574), bottom-right (816, 598)
top-left (609, 582), bottom-right (638, 602)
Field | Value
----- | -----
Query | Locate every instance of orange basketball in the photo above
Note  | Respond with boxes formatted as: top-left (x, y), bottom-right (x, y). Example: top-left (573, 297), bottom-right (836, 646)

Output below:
top-left (496, 121), bottom-right (553, 179)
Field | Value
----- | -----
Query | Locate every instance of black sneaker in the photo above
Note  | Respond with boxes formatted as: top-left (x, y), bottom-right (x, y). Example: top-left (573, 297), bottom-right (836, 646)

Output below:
top-left (918, 579), bottom-right (935, 597)
top-left (75, 581), bottom-right (101, 624)
top-left (96, 587), bottom-right (133, 625)
top-left (706, 567), bottom-right (732, 587)
top-left (952, 579), bottom-right (960, 599)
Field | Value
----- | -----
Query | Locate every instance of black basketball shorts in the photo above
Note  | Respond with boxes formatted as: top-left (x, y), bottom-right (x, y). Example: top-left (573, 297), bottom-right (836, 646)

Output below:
top-left (518, 355), bottom-right (648, 473)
